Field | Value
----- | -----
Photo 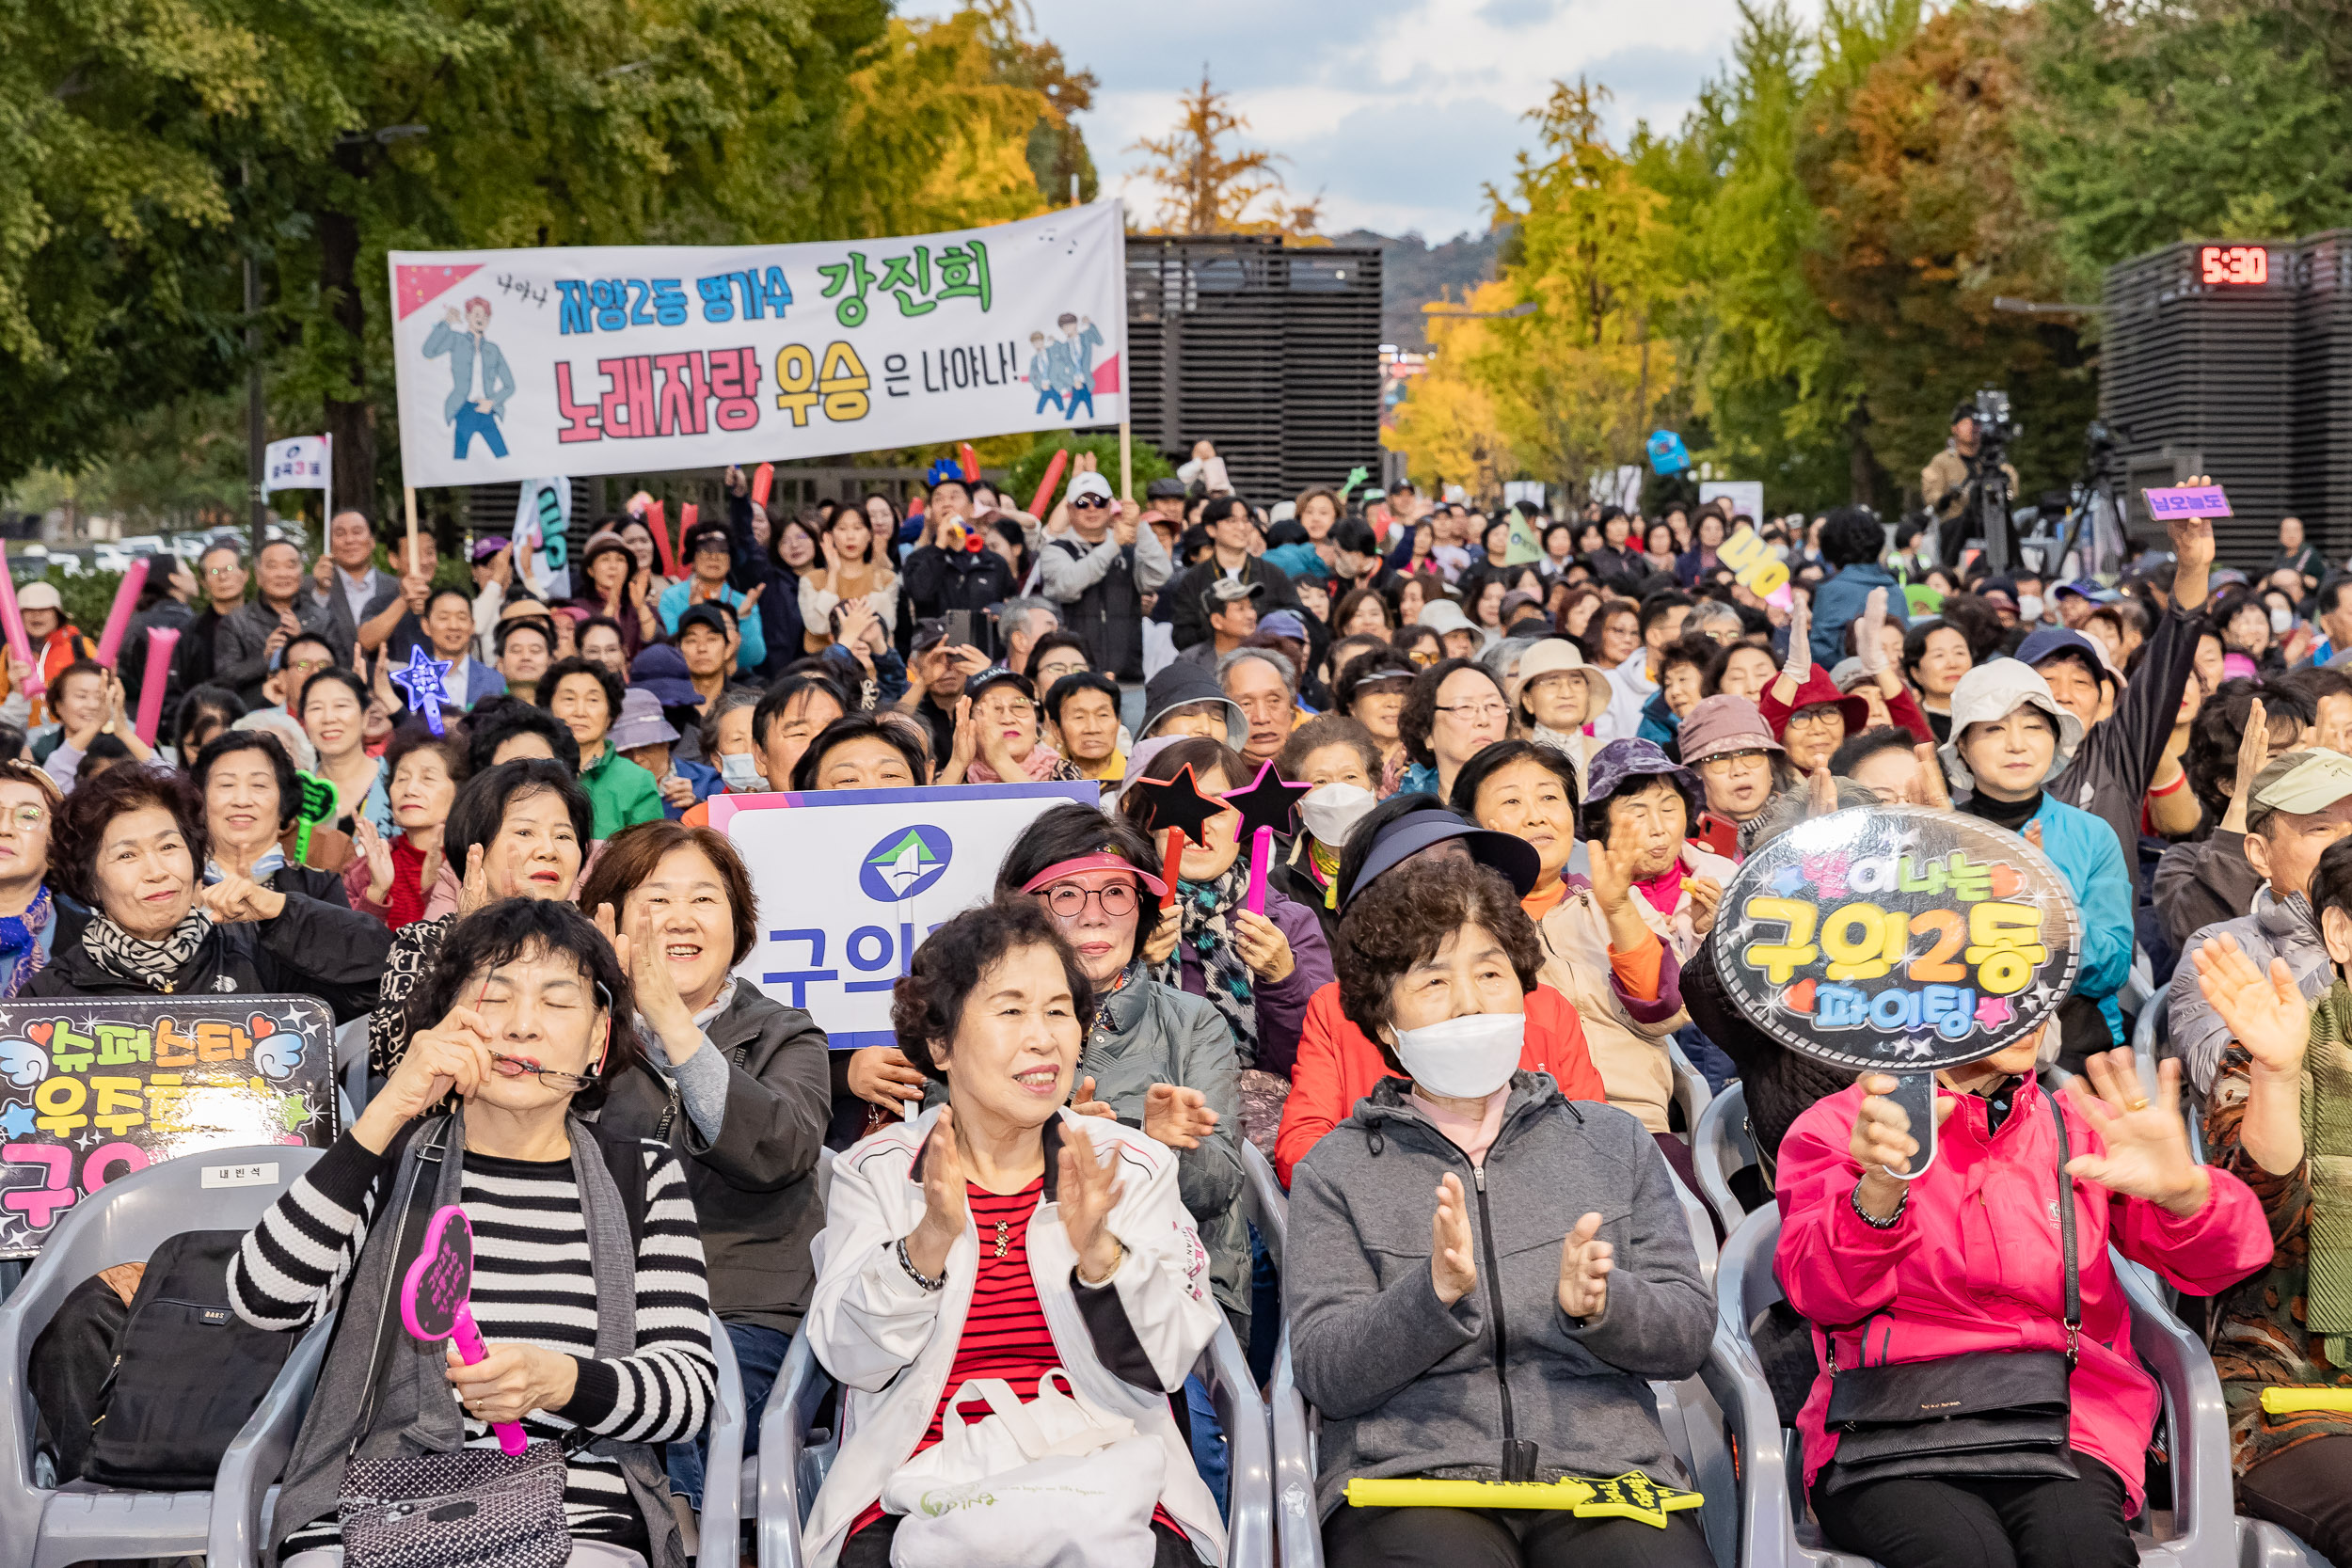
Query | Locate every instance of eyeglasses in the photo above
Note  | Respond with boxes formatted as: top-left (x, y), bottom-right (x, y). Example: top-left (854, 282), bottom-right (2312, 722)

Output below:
top-left (205, 565), bottom-right (244, 578)
top-left (1036, 882), bottom-right (1139, 920)
top-left (1786, 706), bottom-right (1845, 730)
top-left (1071, 495), bottom-right (1111, 510)
top-left (1434, 702), bottom-right (1509, 722)
top-left (0, 806), bottom-right (45, 832)
top-left (486, 1047), bottom-right (599, 1092)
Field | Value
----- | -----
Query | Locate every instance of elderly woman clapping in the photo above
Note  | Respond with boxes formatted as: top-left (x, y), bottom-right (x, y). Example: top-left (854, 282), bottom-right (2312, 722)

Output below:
top-left (32, 764), bottom-right (389, 1016)
top-left (801, 898), bottom-right (1226, 1568)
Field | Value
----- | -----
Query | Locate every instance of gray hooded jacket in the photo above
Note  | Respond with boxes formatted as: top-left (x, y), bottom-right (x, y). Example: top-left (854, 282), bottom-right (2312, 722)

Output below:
top-left (1285, 1071), bottom-right (1711, 1517)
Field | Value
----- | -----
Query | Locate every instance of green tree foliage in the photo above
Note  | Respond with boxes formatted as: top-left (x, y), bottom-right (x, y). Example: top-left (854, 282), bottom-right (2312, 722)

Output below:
top-left (2023, 0), bottom-right (2352, 292)
top-left (1001, 432), bottom-right (1173, 514)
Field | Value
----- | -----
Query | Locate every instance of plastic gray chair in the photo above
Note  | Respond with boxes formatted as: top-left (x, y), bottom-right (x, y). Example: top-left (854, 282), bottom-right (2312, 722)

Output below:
top-left (1694, 1081), bottom-right (1759, 1234)
top-left (1670, 1038), bottom-right (1714, 1134)
top-left (335, 1013), bottom-right (371, 1122)
top-left (0, 1142), bottom-right (328, 1568)
top-left (1239, 1139), bottom-right (1287, 1271)
top-left (2238, 1518), bottom-right (2329, 1568)
top-left (757, 1322), bottom-right (1270, 1568)
top-left (1715, 1204), bottom-right (2238, 1568)
top-left (697, 1310), bottom-right (746, 1563)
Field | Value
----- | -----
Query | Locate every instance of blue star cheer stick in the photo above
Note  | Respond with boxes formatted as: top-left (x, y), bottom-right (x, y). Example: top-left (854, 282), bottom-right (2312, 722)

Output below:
top-left (388, 645), bottom-right (455, 736)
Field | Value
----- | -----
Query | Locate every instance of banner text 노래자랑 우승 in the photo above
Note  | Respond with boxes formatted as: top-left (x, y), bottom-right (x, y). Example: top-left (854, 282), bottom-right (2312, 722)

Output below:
top-left (388, 204), bottom-right (1127, 488)
top-left (0, 995), bottom-right (338, 1259)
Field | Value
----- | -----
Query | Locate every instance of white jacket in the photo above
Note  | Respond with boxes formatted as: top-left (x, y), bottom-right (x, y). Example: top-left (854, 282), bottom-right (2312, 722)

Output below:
top-left (802, 1105), bottom-right (1225, 1567)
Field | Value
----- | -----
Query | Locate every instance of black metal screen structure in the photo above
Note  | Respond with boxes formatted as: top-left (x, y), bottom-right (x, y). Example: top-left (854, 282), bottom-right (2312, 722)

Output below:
top-left (2100, 235), bottom-right (2349, 561)
top-left (1123, 235), bottom-right (1384, 503)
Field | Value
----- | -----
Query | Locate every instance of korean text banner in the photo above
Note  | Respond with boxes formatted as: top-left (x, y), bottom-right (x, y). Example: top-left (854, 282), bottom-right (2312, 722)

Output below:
top-left (718, 782), bottom-right (1098, 1049)
top-left (0, 995), bottom-right (338, 1259)
top-left (388, 204), bottom-right (1128, 488)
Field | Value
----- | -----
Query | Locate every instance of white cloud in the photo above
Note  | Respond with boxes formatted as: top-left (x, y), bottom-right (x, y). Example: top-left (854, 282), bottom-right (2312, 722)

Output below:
top-left (903, 0), bottom-right (1795, 236)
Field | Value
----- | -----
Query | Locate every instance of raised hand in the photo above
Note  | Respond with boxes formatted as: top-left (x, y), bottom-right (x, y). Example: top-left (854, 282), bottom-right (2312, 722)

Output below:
top-left (312, 553), bottom-right (336, 594)
top-left (1430, 1172), bottom-right (1476, 1306)
top-left (454, 843), bottom-right (490, 918)
top-left (1143, 1082), bottom-right (1219, 1149)
top-left (904, 1107), bottom-right (968, 1280)
top-left (199, 869), bottom-right (287, 925)
top-left (1915, 742), bottom-right (1953, 810)
top-left (1231, 909), bottom-right (1295, 984)
top-left (2226, 698), bottom-right (2271, 833)
top-left (1784, 594), bottom-right (1812, 685)
top-left (354, 816), bottom-right (396, 906)
top-left (845, 1045), bottom-right (927, 1111)
top-left (1584, 833), bottom-right (1641, 915)
top-left (1685, 873), bottom-right (1724, 939)
top-left (1857, 587), bottom-right (1889, 673)
top-left (1071, 1073), bottom-right (1117, 1118)
top-left (363, 1001), bottom-right (495, 1137)
top-left (2193, 934), bottom-right (2310, 1078)
top-left (1057, 1120), bottom-right (1127, 1284)
top-left (1557, 1212), bottom-right (1612, 1319)
top-left (1140, 917), bottom-right (1180, 969)
top-left (2061, 1049), bottom-right (2209, 1217)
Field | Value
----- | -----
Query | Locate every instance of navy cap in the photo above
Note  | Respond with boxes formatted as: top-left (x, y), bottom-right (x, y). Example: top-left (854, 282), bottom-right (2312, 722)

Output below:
top-left (1341, 807), bottom-right (1539, 911)
top-left (2017, 626), bottom-right (2115, 684)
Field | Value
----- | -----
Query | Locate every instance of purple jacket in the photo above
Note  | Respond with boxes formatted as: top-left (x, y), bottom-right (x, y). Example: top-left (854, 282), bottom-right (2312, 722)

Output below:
top-left (1175, 886), bottom-right (1333, 1078)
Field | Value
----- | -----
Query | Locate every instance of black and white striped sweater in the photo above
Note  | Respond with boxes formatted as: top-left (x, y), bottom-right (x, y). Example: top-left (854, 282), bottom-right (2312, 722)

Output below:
top-left (229, 1129), bottom-right (717, 1548)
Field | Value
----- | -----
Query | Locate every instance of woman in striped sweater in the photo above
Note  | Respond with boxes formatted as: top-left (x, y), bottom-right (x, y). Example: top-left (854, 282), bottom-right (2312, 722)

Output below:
top-left (230, 897), bottom-right (716, 1568)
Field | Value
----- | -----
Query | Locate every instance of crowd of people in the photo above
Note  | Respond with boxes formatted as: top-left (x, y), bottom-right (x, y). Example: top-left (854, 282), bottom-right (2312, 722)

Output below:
top-left (18, 458), bottom-right (2352, 1568)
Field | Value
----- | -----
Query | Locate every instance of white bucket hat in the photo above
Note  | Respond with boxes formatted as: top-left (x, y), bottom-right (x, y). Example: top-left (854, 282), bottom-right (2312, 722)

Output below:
top-left (1938, 657), bottom-right (2086, 795)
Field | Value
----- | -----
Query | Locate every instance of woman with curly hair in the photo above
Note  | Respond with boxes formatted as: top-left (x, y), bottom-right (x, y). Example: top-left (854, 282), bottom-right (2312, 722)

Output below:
top-left (1285, 853), bottom-right (1714, 1568)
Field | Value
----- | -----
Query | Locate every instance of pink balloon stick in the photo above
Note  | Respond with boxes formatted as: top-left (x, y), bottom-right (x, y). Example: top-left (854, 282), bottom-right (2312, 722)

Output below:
top-left (94, 556), bottom-right (149, 669)
top-left (1245, 826), bottom-right (1274, 916)
top-left (133, 627), bottom-right (180, 747)
top-left (0, 546), bottom-right (40, 697)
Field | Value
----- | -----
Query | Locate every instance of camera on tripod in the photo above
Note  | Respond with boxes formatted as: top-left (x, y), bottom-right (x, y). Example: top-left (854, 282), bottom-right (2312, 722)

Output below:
top-left (1970, 388), bottom-right (2019, 467)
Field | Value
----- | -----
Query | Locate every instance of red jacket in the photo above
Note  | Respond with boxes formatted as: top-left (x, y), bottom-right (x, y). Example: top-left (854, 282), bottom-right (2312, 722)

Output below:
top-left (1775, 1077), bottom-right (2269, 1513)
top-left (1272, 981), bottom-right (1607, 1187)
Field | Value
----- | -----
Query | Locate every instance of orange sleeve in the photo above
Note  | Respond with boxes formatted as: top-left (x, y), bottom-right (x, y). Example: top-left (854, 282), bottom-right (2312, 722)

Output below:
top-left (1524, 986), bottom-right (1608, 1102)
top-left (1275, 984), bottom-right (1355, 1189)
top-left (1607, 925), bottom-right (1664, 1003)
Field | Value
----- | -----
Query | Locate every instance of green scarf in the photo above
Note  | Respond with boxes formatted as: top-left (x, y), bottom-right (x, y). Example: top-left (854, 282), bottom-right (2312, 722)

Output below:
top-left (2302, 981), bottom-right (2352, 1361)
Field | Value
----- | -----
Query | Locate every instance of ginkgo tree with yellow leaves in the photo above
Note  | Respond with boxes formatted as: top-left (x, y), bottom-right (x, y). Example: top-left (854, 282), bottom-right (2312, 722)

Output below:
top-left (1390, 80), bottom-right (1683, 507)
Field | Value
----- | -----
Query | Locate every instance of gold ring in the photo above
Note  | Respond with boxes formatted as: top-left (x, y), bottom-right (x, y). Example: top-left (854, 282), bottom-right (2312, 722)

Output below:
top-left (2126, 1098), bottom-right (2150, 1112)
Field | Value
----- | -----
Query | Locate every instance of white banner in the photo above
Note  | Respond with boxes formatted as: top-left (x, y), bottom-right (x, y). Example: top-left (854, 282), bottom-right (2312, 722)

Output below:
top-left (513, 478), bottom-right (573, 600)
top-left (263, 436), bottom-right (329, 493)
top-left (716, 781), bottom-right (1099, 1050)
top-left (388, 204), bottom-right (1128, 488)
top-left (1701, 481), bottom-right (1765, 526)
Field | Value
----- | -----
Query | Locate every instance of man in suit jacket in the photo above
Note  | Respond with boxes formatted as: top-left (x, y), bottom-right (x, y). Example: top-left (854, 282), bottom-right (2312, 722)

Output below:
top-left (309, 510), bottom-right (405, 660)
top-left (384, 585), bottom-right (507, 726)
top-left (421, 296), bottom-right (515, 460)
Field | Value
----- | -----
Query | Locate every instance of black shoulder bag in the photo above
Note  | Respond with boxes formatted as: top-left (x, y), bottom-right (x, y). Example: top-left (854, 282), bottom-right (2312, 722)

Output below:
top-left (1819, 1089), bottom-right (2080, 1494)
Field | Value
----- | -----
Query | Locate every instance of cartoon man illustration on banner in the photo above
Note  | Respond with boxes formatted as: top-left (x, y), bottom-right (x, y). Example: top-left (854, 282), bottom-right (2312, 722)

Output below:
top-left (1058, 311), bottom-right (1103, 420)
top-left (1026, 331), bottom-right (1066, 417)
top-left (423, 296), bottom-right (516, 459)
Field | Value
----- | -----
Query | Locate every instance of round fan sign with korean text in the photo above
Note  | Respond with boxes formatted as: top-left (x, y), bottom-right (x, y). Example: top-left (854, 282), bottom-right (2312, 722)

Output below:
top-left (1711, 805), bottom-right (2081, 1172)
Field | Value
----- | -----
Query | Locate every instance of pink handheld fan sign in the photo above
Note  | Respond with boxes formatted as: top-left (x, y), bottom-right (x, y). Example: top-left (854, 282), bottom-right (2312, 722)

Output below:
top-left (400, 1205), bottom-right (528, 1456)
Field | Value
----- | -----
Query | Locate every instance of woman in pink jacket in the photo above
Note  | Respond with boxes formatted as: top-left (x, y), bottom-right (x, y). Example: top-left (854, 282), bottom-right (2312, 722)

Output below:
top-left (1775, 1036), bottom-right (2272, 1568)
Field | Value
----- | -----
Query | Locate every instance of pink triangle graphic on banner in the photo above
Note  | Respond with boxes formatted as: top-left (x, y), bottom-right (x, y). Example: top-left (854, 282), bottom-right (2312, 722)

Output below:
top-left (1092, 353), bottom-right (1120, 395)
top-left (395, 263), bottom-right (484, 320)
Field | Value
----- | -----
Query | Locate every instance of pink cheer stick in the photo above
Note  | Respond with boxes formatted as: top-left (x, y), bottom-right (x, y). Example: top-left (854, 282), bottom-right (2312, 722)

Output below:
top-left (0, 545), bottom-right (40, 698)
top-left (401, 1205), bottom-right (528, 1456)
top-left (1244, 826), bottom-right (1274, 916)
top-left (132, 627), bottom-right (179, 747)
top-left (94, 555), bottom-right (149, 669)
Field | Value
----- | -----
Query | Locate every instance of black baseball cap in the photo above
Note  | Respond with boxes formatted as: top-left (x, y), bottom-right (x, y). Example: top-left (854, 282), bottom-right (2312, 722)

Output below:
top-left (1332, 519), bottom-right (1379, 556)
top-left (676, 602), bottom-right (734, 641)
top-left (1340, 807), bottom-right (1539, 911)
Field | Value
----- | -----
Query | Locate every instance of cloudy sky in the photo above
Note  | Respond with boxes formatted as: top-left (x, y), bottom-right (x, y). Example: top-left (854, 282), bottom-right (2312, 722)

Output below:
top-left (907, 0), bottom-right (1779, 239)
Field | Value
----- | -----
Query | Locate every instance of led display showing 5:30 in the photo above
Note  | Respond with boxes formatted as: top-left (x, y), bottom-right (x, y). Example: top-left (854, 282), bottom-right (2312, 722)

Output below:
top-left (2200, 245), bottom-right (2269, 285)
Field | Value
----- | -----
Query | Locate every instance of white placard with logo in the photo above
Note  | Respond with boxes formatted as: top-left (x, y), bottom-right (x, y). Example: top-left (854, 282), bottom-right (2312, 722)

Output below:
top-left (716, 782), bottom-right (1100, 1050)
top-left (1700, 480), bottom-right (1766, 525)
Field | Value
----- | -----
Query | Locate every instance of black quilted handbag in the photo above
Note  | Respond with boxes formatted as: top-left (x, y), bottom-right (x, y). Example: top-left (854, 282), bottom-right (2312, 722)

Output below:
top-left (340, 1442), bottom-right (569, 1568)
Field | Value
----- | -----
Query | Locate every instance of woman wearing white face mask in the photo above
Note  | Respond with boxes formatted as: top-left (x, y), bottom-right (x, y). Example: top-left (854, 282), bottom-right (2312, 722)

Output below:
top-left (1285, 854), bottom-right (1715, 1568)
top-left (1268, 715), bottom-right (1385, 942)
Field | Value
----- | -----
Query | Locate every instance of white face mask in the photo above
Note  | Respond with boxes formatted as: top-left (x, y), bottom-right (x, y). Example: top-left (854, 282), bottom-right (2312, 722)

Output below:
top-left (1393, 1011), bottom-right (1526, 1100)
top-left (717, 752), bottom-right (767, 792)
top-left (1299, 782), bottom-right (1377, 848)
top-left (2271, 606), bottom-right (2296, 635)
top-left (2016, 594), bottom-right (2044, 623)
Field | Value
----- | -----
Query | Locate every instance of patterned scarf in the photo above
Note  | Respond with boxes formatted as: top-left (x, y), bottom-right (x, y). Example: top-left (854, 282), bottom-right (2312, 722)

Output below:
top-left (2302, 980), bottom-right (2352, 1360)
top-left (1155, 860), bottom-right (1259, 1063)
top-left (1307, 838), bottom-right (1343, 911)
top-left (0, 886), bottom-right (51, 998)
top-left (80, 910), bottom-right (213, 992)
